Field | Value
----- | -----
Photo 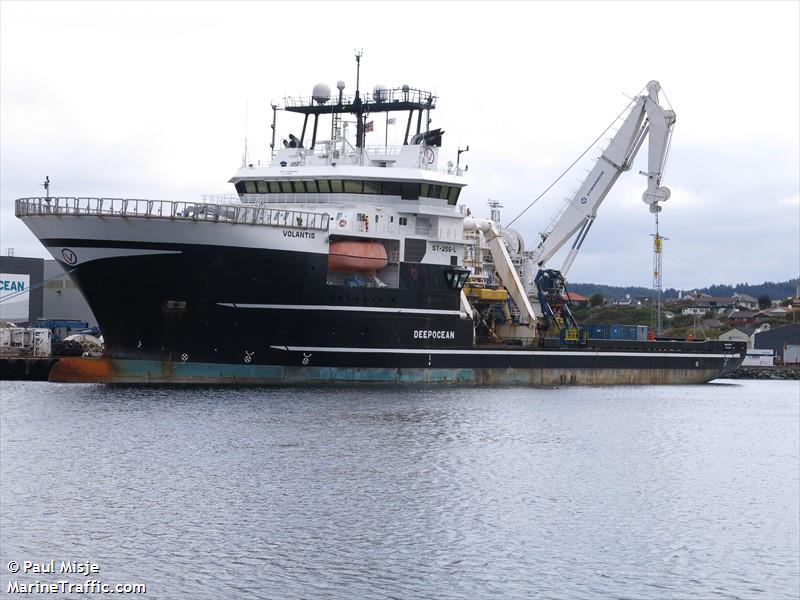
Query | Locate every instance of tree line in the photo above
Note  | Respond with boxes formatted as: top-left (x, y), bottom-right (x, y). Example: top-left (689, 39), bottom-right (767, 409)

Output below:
top-left (569, 278), bottom-right (798, 302)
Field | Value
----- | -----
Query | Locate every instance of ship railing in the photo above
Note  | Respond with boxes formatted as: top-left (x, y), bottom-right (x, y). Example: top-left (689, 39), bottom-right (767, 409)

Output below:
top-left (284, 87), bottom-right (435, 109)
top-left (14, 197), bottom-right (330, 231)
top-left (272, 145), bottom-right (406, 167)
top-left (198, 194), bottom-right (242, 205)
top-left (229, 192), bottom-right (402, 206)
top-left (302, 145), bottom-right (407, 158)
top-left (362, 145), bottom-right (405, 156)
top-left (270, 144), bottom-right (461, 174)
top-left (217, 194), bottom-right (469, 218)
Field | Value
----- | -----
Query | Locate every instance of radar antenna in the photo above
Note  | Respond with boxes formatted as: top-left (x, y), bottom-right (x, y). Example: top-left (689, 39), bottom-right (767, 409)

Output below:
top-left (354, 49), bottom-right (365, 150)
top-left (488, 199), bottom-right (503, 225)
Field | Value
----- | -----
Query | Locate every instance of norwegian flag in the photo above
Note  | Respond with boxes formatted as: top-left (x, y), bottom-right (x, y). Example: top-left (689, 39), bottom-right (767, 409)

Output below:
top-left (364, 120), bottom-right (374, 133)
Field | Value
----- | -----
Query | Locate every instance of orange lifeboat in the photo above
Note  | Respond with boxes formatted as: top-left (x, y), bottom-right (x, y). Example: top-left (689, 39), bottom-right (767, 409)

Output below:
top-left (328, 241), bottom-right (388, 273)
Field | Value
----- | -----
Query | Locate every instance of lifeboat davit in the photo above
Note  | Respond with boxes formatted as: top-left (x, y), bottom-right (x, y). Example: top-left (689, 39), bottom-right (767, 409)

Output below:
top-left (328, 241), bottom-right (388, 273)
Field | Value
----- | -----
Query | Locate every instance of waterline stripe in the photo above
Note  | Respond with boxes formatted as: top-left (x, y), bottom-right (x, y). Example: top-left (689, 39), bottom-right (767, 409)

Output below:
top-left (218, 303), bottom-right (464, 316)
top-left (269, 345), bottom-right (740, 359)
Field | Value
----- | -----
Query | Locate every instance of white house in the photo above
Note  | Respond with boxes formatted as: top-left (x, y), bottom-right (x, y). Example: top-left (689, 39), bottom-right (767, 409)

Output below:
top-left (719, 327), bottom-right (756, 348)
top-left (733, 294), bottom-right (759, 311)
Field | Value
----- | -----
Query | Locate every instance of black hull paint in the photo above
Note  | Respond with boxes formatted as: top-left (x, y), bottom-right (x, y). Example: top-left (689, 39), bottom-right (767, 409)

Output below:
top-left (50, 240), bottom-right (471, 363)
top-left (45, 240), bottom-right (745, 384)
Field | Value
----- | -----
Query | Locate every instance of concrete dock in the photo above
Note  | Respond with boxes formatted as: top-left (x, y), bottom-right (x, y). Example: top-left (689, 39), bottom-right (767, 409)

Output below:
top-left (0, 357), bottom-right (59, 381)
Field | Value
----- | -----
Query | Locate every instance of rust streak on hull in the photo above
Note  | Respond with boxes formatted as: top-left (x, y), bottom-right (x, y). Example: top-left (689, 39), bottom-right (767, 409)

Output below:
top-left (47, 358), bottom-right (739, 386)
top-left (49, 357), bottom-right (114, 383)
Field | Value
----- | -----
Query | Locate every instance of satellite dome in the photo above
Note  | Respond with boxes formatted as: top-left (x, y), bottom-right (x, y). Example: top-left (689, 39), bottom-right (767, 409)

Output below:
top-left (312, 83), bottom-right (331, 105)
top-left (402, 84), bottom-right (410, 92)
top-left (373, 84), bottom-right (388, 103)
top-left (336, 80), bottom-right (346, 91)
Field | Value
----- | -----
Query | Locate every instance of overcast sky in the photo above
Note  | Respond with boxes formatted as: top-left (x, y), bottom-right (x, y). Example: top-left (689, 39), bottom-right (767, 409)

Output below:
top-left (1, 1), bottom-right (798, 289)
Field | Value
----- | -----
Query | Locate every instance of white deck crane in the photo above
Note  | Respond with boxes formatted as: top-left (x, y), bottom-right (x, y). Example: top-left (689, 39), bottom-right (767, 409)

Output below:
top-left (529, 81), bottom-right (676, 277)
top-left (474, 218), bottom-right (538, 330)
top-left (461, 82), bottom-right (675, 338)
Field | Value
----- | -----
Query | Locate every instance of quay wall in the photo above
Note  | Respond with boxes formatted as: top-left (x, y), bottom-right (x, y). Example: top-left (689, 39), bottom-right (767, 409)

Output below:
top-left (727, 366), bottom-right (800, 380)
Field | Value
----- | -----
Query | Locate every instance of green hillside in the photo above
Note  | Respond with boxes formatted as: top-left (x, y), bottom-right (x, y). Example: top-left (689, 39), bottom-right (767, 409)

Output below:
top-left (569, 279), bottom-right (798, 301)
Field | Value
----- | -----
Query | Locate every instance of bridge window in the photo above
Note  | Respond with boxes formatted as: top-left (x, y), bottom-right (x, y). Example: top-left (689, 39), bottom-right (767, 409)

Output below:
top-left (235, 179), bottom-right (457, 201)
top-left (363, 180), bottom-right (381, 195)
top-left (344, 180), bottom-right (363, 194)
top-left (401, 182), bottom-right (420, 200)
top-left (381, 181), bottom-right (402, 196)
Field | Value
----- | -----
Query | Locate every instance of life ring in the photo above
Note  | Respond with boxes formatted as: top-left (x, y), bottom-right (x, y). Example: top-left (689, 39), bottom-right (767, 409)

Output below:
top-left (338, 219), bottom-right (347, 228)
top-left (424, 147), bottom-right (435, 164)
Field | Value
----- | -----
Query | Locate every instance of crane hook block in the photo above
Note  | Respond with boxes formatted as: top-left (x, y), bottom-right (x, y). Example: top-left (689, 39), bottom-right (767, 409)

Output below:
top-left (642, 186), bottom-right (670, 206)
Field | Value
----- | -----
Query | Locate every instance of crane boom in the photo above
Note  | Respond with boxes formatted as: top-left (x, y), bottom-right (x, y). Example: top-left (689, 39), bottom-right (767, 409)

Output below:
top-left (529, 81), bottom-right (676, 276)
top-left (474, 218), bottom-right (538, 328)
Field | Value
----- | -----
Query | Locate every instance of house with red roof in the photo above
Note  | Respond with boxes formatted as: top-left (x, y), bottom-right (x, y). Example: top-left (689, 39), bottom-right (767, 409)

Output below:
top-left (565, 292), bottom-right (589, 303)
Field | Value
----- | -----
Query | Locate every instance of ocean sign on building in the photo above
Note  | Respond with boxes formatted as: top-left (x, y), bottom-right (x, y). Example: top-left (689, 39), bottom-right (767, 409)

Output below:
top-left (0, 273), bottom-right (30, 321)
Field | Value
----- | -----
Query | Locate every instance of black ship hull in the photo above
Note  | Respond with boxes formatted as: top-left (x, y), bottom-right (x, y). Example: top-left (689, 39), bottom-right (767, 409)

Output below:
top-left (41, 238), bottom-right (745, 384)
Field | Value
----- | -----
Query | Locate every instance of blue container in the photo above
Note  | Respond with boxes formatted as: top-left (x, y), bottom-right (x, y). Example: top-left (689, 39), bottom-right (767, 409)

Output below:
top-left (620, 325), bottom-right (638, 340)
top-left (610, 324), bottom-right (638, 340)
top-left (588, 324), bottom-right (609, 339)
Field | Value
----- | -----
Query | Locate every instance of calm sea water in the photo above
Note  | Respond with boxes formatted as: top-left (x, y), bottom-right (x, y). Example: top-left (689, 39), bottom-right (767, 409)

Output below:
top-left (1, 380), bottom-right (798, 599)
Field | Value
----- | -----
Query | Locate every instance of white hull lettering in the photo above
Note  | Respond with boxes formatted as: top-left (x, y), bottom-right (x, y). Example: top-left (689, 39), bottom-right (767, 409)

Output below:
top-left (413, 330), bottom-right (455, 340)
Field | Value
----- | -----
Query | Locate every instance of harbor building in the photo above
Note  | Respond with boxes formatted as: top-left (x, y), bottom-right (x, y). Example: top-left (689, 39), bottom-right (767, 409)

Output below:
top-left (754, 324), bottom-right (800, 364)
top-left (0, 256), bottom-right (43, 323)
top-left (0, 255), bottom-right (97, 327)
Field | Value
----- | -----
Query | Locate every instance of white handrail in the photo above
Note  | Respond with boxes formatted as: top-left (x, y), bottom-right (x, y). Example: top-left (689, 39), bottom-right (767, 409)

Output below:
top-left (14, 197), bottom-right (331, 231)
